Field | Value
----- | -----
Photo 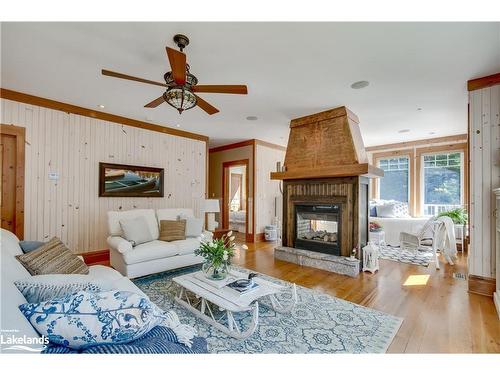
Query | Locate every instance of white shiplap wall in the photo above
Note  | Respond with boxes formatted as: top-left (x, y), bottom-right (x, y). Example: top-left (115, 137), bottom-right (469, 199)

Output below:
top-left (1, 99), bottom-right (207, 253)
top-left (255, 144), bottom-right (285, 234)
top-left (469, 85), bottom-right (500, 278)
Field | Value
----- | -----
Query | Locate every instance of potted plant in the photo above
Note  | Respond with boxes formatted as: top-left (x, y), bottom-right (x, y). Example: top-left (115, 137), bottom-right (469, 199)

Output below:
top-left (369, 221), bottom-right (383, 232)
top-left (436, 207), bottom-right (468, 225)
top-left (195, 231), bottom-right (248, 281)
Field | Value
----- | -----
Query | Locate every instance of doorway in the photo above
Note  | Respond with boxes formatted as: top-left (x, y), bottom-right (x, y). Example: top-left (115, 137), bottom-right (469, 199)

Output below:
top-left (1, 124), bottom-right (25, 239)
top-left (222, 159), bottom-right (249, 242)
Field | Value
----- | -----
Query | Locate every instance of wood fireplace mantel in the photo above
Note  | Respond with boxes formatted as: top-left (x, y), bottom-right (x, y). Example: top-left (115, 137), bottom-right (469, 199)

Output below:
top-left (271, 106), bottom-right (383, 180)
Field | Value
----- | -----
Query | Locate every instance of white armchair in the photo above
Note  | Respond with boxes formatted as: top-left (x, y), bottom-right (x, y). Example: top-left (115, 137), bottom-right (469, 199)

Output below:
top-left (400, 217), bottom-right (446, 269)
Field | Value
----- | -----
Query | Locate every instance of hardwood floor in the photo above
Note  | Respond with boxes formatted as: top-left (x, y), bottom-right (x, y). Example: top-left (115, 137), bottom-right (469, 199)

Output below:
top-left (233, 241), bottom-right (500, 353)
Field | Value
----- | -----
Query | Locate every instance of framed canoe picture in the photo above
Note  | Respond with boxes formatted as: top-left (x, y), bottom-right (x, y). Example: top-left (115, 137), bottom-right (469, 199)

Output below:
top-left (99, 162), bottom-right (164, 197)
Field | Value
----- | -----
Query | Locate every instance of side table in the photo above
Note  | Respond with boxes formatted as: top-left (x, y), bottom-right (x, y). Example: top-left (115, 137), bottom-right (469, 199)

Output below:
top-left (368, 230), bottom-right (386, 246)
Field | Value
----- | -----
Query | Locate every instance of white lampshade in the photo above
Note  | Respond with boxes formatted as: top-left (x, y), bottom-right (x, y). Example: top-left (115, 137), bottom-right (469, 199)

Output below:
top-left (203, 199), bottom-right (220, 213)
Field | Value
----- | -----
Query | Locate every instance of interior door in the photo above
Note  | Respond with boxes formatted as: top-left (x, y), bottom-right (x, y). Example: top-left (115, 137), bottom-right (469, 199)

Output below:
top-left (0, 124), bottom-right (25, 239)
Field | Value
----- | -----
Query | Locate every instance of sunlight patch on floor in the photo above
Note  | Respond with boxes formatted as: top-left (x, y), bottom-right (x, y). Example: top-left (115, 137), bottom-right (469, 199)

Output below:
top-left (403, 274), bottom-right (430, 286)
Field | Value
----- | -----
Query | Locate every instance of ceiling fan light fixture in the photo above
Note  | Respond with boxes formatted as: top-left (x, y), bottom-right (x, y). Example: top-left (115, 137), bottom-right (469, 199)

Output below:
top-left (163, 86), bottom-right (197, 114)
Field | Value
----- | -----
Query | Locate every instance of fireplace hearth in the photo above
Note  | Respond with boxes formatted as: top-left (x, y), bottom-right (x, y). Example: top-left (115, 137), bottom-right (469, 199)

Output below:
top-left (294, 204), bottom-right (341, 256)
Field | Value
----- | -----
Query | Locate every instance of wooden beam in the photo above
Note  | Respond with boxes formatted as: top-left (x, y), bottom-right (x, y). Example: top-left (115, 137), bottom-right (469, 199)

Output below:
top-left (209, 139), bottom-right (287, 153)
top-left (270, 163), bottom-right (383, 180)
top-left (365, 134), bottom-right (468, 152)
top-left (467, 72), bottom-right (500, 92)
top-left (0, 88), bottom-right (209, 143)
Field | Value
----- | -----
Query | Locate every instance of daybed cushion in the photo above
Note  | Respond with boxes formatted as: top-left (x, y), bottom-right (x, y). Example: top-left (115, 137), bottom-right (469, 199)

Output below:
top-left (370, 216), bottom-right (429, 246)
top-left (108, 209), bottom-right (159, 240)
top-left (122, 240), bottom-right (180, 265)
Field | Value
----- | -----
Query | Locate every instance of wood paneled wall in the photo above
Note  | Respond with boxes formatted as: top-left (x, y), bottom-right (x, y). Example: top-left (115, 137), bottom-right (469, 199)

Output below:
top-left (255, 143), bottom-right (285, 234)
top-left (469, 85), bottom-right (500, 279)
top-left (0, 99), bottom-right (207, 253)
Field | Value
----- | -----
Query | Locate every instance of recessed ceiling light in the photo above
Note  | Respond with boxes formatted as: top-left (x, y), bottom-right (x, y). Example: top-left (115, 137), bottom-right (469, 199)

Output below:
top-left (176, 124), bottom-right (181, 128)
top-left (98, 104), bottom-right (105, 109)
top-left (350, 81), bottom-right (370, 89)
top-left (145, 117), bottom-right (153, 122)
top-left (398, 129), bottom-right (410, 133)
top-left (428, 131), bottom-right (436, 135)
top-left (246, 116), bottom-right (258, 121)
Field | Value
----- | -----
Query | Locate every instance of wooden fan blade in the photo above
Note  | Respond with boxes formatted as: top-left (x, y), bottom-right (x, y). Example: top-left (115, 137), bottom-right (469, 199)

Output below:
top-left (192, 85), bottom-right (248, 95)
top-left (166, 47), bottom-right (186, 85)
top-left (195, 95), bottom-right (219, 115)
top-left (102, 69), bottom-right (167, 87)
top-left (144, 96), bottom-right (165, 108)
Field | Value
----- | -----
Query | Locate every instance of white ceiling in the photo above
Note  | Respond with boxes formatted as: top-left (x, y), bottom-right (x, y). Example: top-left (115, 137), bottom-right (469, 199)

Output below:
top-left (1, 22), bottom-right (499, 147)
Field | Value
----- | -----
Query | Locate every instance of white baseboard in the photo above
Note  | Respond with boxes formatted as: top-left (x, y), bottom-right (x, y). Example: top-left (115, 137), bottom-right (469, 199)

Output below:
top-left (494, 292), bottom-right (500, 320)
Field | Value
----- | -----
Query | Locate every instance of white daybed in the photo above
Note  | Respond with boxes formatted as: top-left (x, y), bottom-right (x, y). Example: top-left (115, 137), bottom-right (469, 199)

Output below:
top-left (369, 216), bottom-right (429, 246)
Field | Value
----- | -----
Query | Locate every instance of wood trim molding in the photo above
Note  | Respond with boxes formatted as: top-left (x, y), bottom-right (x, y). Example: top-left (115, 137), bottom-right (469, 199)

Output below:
top-left (0, 88), bottom-right (209, 143)
top-left (467, 72), bottom-right (500, 92)
top-left (209, 139), bottom-right (287, 154)
top-left (221, 159), bottom-right (249, 234)
top-left (209, 140), bottom-right (255, 153)
top-left (254, 139), bottom-right (287, 151)
top-left (365, 134), bottom-right (468, 153)
top-left (0, 124), bottom-right (25, 239)
top-left (79, 249), bottom-right (110, 265)
top-left (372, 150), bottom-right (415, 216)
top-left (252, 141), bottom-right (256, 238)
top-left (468, 275), bottom-right (496, 297)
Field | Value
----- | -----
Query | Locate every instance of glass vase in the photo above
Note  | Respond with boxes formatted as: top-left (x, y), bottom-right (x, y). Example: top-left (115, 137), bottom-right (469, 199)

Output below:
top-left (202, 260), bottom-right (229, 281)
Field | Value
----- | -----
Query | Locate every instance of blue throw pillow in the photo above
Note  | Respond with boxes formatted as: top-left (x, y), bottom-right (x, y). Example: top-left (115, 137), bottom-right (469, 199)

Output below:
top-left (369, 205), bottom-right (377, 217)
top-left (19, 290), bottom-right (165, 350)
top-left (19, 241), bottom-right (45, 253)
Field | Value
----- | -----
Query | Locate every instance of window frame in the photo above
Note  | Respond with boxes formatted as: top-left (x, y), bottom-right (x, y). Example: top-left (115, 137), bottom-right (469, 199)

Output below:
top-left (415, 143), bottom-right (468, 216)
top-left (372, 150), bottom-right (415, 216)
top-left (419, 150), bottom-right (465, 217)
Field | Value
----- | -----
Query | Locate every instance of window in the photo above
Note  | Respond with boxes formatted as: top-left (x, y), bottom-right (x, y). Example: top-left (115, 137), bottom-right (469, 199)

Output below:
top-left (377, 157), bottom-right (409, 203)
top-left (422, 152), bottom-right (463, 216)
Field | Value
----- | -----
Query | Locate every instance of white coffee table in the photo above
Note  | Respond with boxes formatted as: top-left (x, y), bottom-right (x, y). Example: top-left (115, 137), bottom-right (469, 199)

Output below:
top-left (173, 269), bottom-right (297, 339)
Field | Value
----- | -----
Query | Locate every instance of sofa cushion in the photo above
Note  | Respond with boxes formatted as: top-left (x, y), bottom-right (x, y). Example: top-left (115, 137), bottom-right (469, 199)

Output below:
top-left (179, 214), bottom-right (204, 238)
top-left (120, 216), bottom-right (154, 246)
top-left (122, 240), bottom-right (180, 265)
top-left (157, 208), bottom-right (194, 221)
top-left (108, 209), bottom-right (159, 240)
top-left (19, 240), bottom-right (46, 253)
top-left (15, 237), bottom-right (89, 275)
top-left (171, 238), bottom-right (202, 256)
top-left (159, 220), bottom-right (186, 242)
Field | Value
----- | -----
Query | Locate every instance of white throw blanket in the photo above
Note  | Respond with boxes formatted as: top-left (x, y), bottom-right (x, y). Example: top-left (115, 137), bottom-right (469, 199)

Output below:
top-left (161, 310), bottom-right (197, 348)
top-left (436, 216), bottom-right (458, 265)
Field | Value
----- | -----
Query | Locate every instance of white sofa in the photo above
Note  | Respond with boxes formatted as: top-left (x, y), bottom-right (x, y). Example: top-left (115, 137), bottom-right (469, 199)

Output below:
top-left (107, 208), bottom-right (210, 279)
top-left (0, 228), bottom-right (147, 354)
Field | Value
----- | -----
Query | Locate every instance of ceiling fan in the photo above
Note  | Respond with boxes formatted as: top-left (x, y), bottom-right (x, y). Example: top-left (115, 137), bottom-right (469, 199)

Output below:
top-left (102, 34), bottom-right (248, 115)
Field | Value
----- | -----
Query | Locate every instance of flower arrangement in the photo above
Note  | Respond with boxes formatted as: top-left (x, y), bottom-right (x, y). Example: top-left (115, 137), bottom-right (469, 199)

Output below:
top-left (369, 221), bottom-right (383, 232)
top-left (195, 231), bottom-right (248, 280)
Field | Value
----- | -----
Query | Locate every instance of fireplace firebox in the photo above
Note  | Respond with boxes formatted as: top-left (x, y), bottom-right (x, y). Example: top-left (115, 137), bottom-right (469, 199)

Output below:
top-left (294, 204), bottom-right (341, 256)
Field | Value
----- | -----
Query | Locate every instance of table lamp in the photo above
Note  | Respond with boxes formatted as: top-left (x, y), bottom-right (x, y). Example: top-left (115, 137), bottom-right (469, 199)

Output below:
top-left (203, 199), bottom-right (220, 231)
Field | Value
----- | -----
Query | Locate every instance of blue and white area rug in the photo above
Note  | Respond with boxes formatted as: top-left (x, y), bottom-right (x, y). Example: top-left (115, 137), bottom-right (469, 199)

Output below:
top-left (133, 266), bottom-right (403, 354)
top-left (379, 245), bottom-right (433, 267)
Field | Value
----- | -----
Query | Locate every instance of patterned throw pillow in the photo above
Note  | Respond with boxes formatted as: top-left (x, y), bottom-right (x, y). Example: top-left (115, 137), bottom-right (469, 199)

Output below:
top-left (19, 290), bottom-right (166, 350)
top-left (14, 274), bottom-right (113, 303)
top-left (159, 220), bottom-right (186, 242)
top-left (393, 201), bottom-right (410, 217)
top-left (15, 237), bottom-right (88, 275)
